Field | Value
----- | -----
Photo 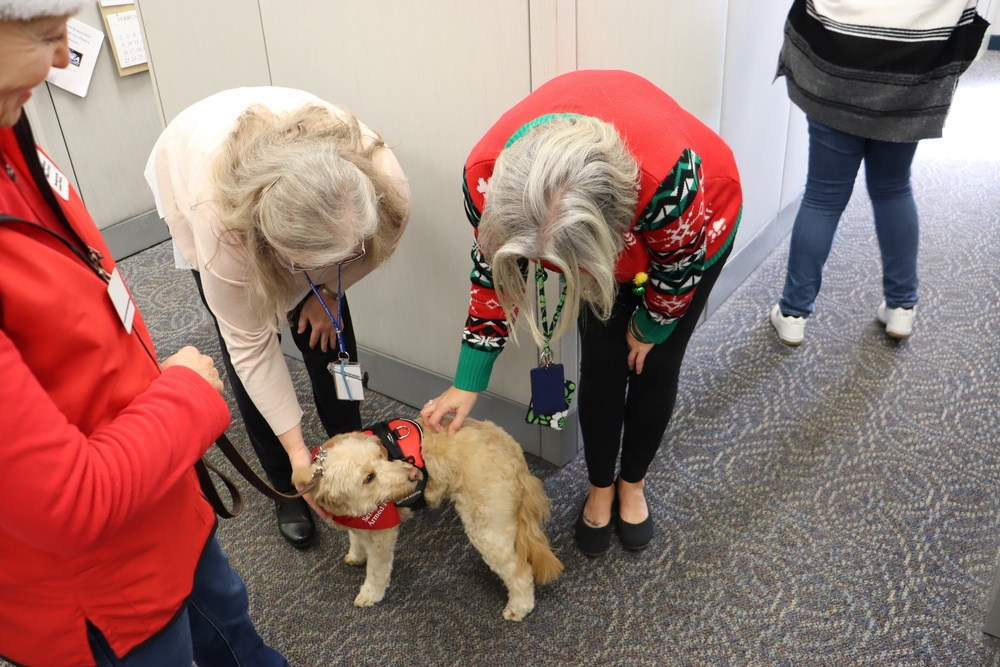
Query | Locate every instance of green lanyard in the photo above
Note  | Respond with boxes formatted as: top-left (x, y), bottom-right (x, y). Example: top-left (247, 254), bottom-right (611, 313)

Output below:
top-left (535, 262), bottom-right (567, 367)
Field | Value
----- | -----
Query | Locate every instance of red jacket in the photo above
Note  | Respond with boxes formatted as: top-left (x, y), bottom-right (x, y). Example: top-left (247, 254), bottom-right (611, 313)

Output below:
top-left (0, 116), bottom-right (231, 666)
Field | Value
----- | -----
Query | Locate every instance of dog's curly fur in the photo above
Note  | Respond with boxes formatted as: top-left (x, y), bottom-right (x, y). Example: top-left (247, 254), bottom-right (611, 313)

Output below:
top-left (292, 418), bottom-right (563, 621)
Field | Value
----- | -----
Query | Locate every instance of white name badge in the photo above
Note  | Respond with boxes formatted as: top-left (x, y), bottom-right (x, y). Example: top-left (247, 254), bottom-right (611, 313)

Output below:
top-left (36, 150), bottom-right (70, 201)
top-left (107, 268), bottom-right (135, 333)
top-left (329, 361), bottom-right (364, 401)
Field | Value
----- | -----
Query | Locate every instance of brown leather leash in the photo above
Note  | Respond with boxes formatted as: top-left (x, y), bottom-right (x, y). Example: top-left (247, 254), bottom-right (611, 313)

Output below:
top-left (196, 434), bottom-right (319, 519)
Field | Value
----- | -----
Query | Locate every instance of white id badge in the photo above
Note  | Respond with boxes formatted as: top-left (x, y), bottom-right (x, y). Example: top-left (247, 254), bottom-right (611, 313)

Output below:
top-left (37, 150), bottom-right (70, 201)
top-left (107, 268), bottom-right (135, 333)
top-left (329, 361), bottom-right (365, 401)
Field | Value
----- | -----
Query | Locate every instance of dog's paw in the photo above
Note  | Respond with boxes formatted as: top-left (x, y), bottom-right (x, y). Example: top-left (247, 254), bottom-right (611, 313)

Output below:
top-left (344, 552), bottom-right (366, 566)
top-left (354, 585), bottom-right (386, 607)
top-left (502, 602), bottom-right (534, 621)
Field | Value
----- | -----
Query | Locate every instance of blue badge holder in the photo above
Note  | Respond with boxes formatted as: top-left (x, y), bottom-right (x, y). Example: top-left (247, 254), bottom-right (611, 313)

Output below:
top-left (529, 363), bottom-right (567, 415)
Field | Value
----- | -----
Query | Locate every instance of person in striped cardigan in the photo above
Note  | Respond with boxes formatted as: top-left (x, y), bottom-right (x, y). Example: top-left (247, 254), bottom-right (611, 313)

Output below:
top-left (769, 0), bottom-right (989, 345)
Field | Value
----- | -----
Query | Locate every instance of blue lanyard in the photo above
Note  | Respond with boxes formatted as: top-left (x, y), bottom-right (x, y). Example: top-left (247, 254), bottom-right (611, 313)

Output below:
top-left (304, 268), bottom-right (348, 360)
top-left (305, 268), bottom-right (359, 399)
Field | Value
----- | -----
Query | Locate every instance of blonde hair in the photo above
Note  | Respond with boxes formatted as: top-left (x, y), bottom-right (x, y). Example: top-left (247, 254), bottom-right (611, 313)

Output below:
top-left (478, 115), bottom-right (639, 349)
top-left (213, 103), bottom-right (407, 324)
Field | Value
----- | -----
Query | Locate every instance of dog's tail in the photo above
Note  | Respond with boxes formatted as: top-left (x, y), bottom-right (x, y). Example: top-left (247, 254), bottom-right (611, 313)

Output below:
top-left (515, 474), bottom-right (564, 585)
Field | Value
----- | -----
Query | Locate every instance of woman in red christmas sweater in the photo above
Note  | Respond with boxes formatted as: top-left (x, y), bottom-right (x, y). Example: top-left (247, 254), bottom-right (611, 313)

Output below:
top-left (0, 1), bottom-right (287, 665)
top-left (422, 70), bottom-right (743, 557)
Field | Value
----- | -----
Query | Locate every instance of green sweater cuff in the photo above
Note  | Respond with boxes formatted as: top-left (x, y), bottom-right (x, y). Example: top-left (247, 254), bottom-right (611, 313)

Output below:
top-left (632, 308), bottom-right (678, 345)
top-left (454, 345), bottom-right (501, 392)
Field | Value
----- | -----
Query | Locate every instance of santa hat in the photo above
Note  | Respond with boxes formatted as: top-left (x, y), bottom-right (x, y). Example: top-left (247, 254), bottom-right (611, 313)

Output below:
top-left (0, 0), bottom-right (91, 21)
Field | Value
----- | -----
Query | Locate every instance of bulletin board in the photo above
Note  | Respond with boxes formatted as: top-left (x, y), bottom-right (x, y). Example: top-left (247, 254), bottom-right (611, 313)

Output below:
top-left (99, 2), bottom-right (149, 77)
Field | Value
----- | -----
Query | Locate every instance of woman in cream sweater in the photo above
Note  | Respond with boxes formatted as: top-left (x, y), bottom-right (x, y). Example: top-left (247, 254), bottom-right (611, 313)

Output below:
top-left (146, 87), bottom-right (411, 548)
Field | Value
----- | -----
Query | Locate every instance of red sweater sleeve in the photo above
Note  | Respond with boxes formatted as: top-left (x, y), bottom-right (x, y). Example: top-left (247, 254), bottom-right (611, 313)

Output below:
top-left (0, 331), bottom-right (230, 554)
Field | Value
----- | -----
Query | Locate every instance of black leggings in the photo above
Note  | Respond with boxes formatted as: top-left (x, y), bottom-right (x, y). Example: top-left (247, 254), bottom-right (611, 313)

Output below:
top-left (577, 246), bottom-right (731, 488)
top-left (192, 271), bottom-right (362, 493)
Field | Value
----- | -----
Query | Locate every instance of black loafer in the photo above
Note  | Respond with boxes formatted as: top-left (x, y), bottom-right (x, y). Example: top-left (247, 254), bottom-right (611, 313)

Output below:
top-left (574, 500), bottom-right (614, 557)
top-left (275, 498), bottom-right (315, 550)
top-left (617, 514), bottom-right (653, 551)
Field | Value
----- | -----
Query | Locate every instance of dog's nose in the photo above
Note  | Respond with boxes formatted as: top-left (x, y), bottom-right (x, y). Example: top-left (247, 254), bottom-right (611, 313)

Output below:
top-left (407, 468), bottom-right (420, 482)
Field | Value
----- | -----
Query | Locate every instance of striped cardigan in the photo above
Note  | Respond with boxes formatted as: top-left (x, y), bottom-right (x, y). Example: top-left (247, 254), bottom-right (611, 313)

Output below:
top-left (777, 0), bottom-right (989, 142)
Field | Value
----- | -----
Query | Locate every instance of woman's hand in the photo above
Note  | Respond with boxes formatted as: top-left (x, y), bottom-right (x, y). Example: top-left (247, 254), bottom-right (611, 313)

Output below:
top-left (160, 345), bottom-right (224, 394)
top-left (280, 424), bottom-right (331, 519)
top-left (420, 386), bottom-right (479, 434)
top-left (626, 329), bottom-right (655, 374)
top-left (288, 445), bottom-right (332, 520)
top-left (297, 291), bottom-right (339, 353)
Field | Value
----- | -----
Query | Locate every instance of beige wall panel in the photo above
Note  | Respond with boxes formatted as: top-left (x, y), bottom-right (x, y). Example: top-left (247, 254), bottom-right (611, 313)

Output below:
top-left (44, 4), bottom-right (160, 230)
top-left (781, 107), bottom-right (808, 209)
top-left (771, 1), bottom-right (807, 209)
top-left (260, 0), bottom-right (536, 402)
top-left (529, 0), bottom-right (577, 87)
top-left (984, 0), bottom-right (1000, 38)
top-left (719, 0), bottom-right (795, 252)
top-left (136, 0), bottom-right (271, 124)
top-left (575, 0), bottom-right (729, 131)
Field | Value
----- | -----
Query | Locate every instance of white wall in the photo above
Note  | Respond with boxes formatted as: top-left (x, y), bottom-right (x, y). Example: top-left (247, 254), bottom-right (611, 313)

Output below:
top-left (575, 2), bottom-right (729, 130)
top-left (22, 0), bottom-right (988, 462)
top-left (129, 0), bottom-right (810, 463)
top-left (985, 0), bottom-right (1000, 36)
top-left (711, 0), bottom-right (807, 311)
top-left (570, 1), bottom-right (805, 315)
top-left (257, 1), bottom-right (537, 401)
top-left (24, 3), bottom-right (161, 231)
top-left (137, 0), bottom-right (270, 124)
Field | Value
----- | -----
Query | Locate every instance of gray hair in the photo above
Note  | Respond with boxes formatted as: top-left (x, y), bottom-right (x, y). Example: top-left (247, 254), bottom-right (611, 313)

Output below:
top-left (213, 103), bottom-right (407, 324)
top-left (478, 115), bottom-right (639, 349)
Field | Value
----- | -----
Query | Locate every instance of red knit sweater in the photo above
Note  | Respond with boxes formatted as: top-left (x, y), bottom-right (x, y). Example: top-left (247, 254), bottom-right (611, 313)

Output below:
top-left (456, 70), bottom-right (743, 391)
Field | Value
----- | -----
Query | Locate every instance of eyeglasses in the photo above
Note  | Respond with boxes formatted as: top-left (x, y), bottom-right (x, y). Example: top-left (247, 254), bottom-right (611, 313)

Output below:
top-left (287, 239), bottom-right (366, 272)
top-left (338, 239), bottom-right (366, 267)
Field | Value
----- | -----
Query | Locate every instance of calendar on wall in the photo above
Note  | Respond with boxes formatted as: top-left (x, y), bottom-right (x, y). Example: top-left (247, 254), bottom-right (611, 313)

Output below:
top-left (99, 2), bottom-right (149, 76)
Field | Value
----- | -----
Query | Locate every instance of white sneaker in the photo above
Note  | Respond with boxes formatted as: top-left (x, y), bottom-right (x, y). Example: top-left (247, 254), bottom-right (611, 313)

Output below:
top-left (877, 302), bottom-right (915, 339)
top-left (769, 304), bottom-right (805, 346)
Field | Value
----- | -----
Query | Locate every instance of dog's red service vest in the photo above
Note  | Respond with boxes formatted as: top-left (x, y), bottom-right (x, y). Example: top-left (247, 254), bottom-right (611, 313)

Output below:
top-left (332, 501), bottom-right (401, 530)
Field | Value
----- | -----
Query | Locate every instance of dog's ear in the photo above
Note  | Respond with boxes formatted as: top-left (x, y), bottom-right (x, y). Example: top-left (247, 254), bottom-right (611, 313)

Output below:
top-left (354, 432), bottom-right (389, 459)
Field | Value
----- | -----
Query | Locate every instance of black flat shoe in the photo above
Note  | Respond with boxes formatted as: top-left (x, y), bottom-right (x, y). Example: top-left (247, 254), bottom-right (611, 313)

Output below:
top-left (617, 514), bottom-right (653, 551)
top-left (574, 499), bottom-right (614, 557)
top-left (275, 498), bottom-right (315, 550)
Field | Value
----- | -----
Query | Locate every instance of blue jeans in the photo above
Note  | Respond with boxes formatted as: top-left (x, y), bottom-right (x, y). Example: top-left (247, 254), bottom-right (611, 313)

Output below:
top-left (88, 536), bottom-right (288, 667)
top-left (779, 118), bottom-right (920, 317)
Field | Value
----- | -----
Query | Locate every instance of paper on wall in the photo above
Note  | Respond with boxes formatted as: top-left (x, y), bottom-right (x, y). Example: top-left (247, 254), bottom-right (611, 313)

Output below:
top-left (105, 10), bottom-right (148, 69)
top-left (45, 18), bottom-right (104, 97)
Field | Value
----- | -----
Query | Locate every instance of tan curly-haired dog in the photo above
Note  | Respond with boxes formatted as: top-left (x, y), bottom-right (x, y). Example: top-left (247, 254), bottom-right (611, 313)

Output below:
top-left (293, 418), bottom-right (563, 621)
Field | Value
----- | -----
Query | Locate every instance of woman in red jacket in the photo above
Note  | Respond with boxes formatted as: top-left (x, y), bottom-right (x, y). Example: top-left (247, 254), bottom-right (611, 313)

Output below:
top-left (0, 2), bottom-right (287, 665)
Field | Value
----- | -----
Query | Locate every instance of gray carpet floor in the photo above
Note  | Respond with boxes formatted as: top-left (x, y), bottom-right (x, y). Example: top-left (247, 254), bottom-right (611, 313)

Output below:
top-left (9, 52), bottom-right (998, 667)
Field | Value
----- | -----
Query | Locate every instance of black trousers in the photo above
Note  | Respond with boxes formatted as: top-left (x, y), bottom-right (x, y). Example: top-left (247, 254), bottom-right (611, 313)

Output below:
top-left (192, 271), bottom-right (362, 493)
top-left (577, 245), bottom-right (731, 488)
